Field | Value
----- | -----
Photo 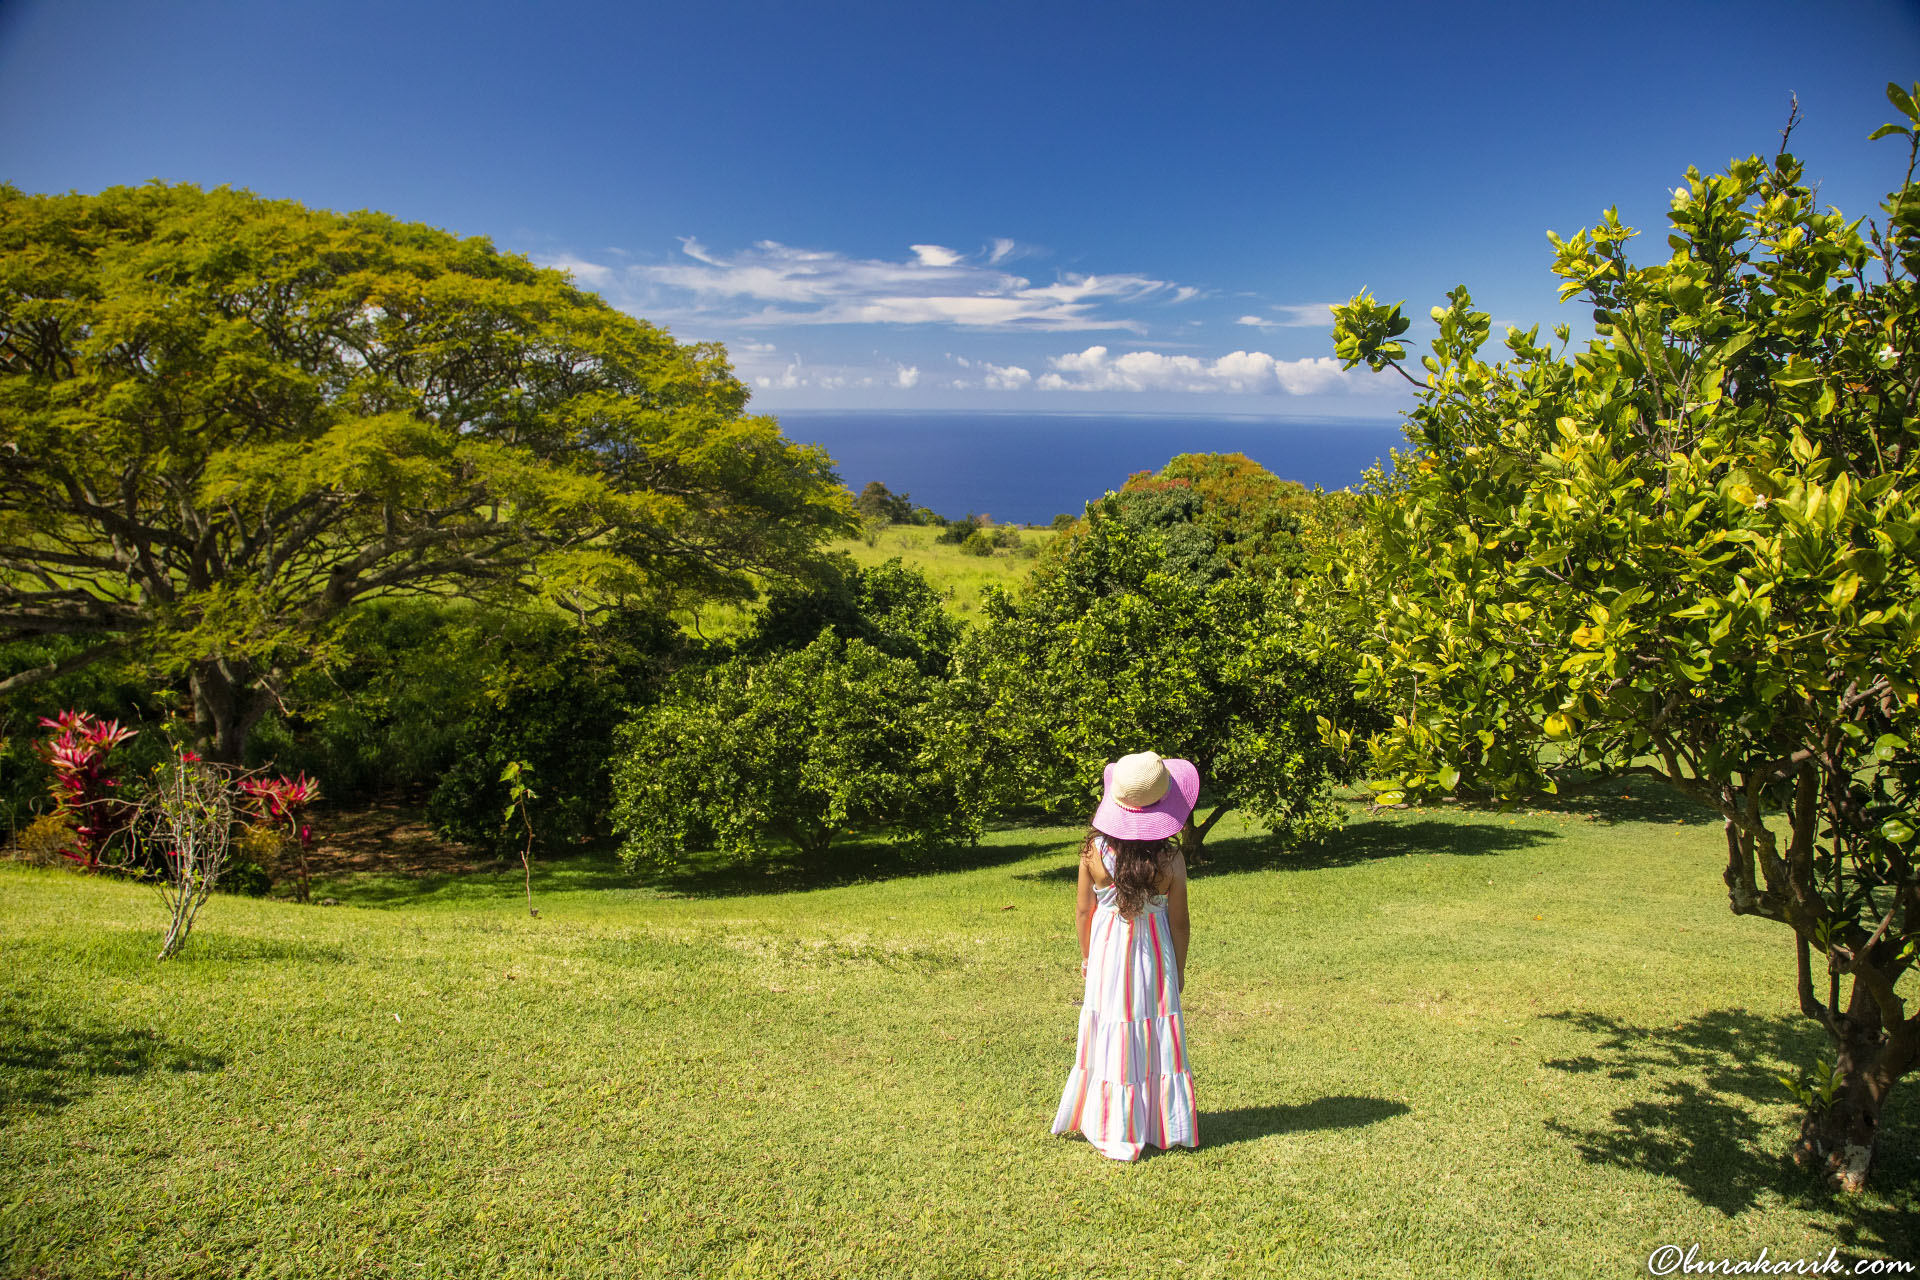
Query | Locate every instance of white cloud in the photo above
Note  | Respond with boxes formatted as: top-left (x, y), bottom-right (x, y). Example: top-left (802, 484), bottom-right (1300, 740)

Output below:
top-left (895, 364), bottom-right (921, 389)
top-left (949, 353), bottom-right (1034, 390)
top-left (547, 254), bottom-right (615, 288)
top-left (910, 244), bottom-right (962, 267)
top-left (1034, 345), bottom-right (1391, 395)
top-left (541, 239), bottom-right (1195, 333)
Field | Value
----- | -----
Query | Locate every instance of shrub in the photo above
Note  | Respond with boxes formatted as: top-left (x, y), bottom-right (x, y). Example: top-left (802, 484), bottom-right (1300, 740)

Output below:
top-left (220, 825), bottom-right (278, 897)
top-left (960, 529), bottom-right (995, 557)
top-left (612, 632), bottom-right (977, 868)
top-left (936, 513), bottom-right (987, 544)
top-left (141, 751), bottom-right (237, 959)
top-left (238, 774), bottom-right (320, 903)
top-left (10, 813), bottom-right (76, 867)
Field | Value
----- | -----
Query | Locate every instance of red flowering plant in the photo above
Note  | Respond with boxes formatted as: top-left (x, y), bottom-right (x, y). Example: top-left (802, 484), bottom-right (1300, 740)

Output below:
top-left (237, 772), bottom-right (321, 902)
top-left (34, 710), bottom-right (139, 871)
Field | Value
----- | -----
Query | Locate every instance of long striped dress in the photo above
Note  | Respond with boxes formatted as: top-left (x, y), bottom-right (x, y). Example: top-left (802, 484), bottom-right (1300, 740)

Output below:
top-left (1051, 836), bottom-right (1197, 1160)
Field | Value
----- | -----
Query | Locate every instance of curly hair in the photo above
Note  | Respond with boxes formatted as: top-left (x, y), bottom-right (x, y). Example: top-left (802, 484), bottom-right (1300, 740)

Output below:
top-left (1081, 827), bottom-right (1174, 918)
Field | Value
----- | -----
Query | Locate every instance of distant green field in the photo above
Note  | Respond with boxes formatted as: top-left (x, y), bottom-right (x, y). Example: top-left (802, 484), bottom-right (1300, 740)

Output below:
top-left (676, 522), bottom-right (1056, 640)
top-left (4, 786), bottom-right (1913, 1278)
top-left (836, 523), bottom-right (1057, 616)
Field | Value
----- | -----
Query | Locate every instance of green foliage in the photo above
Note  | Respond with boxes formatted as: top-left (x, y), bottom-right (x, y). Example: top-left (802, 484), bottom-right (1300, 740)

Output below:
top-left (1781, 1056), bottom-right (1847, 1114)
top-left (935, 513), bottom-right (988, 544)
top-left (423, 608), bottom-right (689, 858)
top-left (246, 600), bottom-right (490, 796)
top-left (0, 638), bottom-right (163, 832)
top-left (500, 759), bottom-right (538, 917)
top-left (0, 182), bottom-right (851, 761)
top-left (962, 493), bottom-right (1373, 846)
top-left (1116, 452), bottom-right (1317, 580)
top-left (1328, 86), bottom-right (1920, 1187)
top-left (248, 598), bottom-right (690, 859)
top-left (740, 560), bottom-right (961, 678)
top-left (611, 631), bottom-right (977, 867)
top-left (960, 529), bottom-right (995, 557)
top-left (852, 481), bottom-right (916, 524)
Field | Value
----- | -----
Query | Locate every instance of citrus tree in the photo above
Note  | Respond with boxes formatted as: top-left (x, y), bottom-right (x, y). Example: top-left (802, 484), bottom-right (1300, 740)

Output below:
top-left (1326, 87), bottom-right (1920, 1190)
top-left (962, 488), bottom-right (1372, 856)
top-left (0, 183), bottom-right (851, 760)
top-left (610, 631), bottom-right (975, 867)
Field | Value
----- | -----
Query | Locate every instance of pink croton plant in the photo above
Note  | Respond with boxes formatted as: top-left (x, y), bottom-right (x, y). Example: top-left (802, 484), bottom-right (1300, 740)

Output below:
top-left (238, 772), bottom-right (321, 902)
top-left (35, 710), bottom-right (138, 870)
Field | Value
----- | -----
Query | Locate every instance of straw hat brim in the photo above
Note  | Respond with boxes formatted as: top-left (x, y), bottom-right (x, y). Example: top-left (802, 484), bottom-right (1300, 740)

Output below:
top-left (1092, 757), bottom-right (1201, 842)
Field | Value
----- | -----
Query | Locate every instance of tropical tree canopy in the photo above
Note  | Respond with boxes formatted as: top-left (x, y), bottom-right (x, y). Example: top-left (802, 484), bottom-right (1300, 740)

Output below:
top-left (1326, 85), bottom-right (1920, 1191)
top-left (0, 182), bottom-right (851, 758)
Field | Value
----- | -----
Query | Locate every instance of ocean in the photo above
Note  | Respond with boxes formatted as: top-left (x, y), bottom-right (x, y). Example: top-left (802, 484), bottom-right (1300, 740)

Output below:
top-left (774, 411), bottom-right (1408, 525)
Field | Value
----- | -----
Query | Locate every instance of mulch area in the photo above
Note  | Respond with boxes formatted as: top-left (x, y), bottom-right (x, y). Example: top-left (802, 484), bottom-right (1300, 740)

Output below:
top-left (303, 799), bottom-right (498, 879)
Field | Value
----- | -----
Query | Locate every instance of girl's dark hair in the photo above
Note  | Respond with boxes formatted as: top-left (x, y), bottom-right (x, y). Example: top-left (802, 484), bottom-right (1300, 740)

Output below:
top-left (1082, 827), bottom-right (1174, 918)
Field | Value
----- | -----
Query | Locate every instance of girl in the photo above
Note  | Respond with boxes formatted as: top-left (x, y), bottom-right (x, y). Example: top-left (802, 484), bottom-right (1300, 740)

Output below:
top-left (1051, 750), bottom-right (1199, 1160)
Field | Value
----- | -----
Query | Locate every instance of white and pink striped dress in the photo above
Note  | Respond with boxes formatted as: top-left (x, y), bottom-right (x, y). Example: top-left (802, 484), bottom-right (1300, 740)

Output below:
top-left (1051, 835), bottom-right (1197, 1159)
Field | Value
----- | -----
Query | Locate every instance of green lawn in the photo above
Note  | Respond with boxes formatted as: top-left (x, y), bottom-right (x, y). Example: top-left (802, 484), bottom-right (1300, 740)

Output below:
top-left (2, 787), bottom-right (1914, 1278)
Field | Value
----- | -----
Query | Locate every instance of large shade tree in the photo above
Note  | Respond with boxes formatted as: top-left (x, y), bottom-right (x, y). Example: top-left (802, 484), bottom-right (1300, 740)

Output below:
top-left (1327, 87), bottom-right (1920, 1190)
top-left (0, 182), bottom-right (851, 759)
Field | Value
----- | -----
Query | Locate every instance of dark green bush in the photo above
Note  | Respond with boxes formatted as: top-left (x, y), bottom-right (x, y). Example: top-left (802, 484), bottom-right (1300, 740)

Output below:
top-left (612, 631), bottom-right (977, 868)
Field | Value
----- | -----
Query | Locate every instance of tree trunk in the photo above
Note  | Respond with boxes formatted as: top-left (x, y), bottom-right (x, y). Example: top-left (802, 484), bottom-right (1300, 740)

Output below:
top-left (1178, 804), bottom-right (1233, 866)
top-left (189, 658), bottom-right (270, 763)
top-left (1791, 972), bottom-right (1917, 1193)
top-left (1794, 1033), bottom-right (1891, 1192)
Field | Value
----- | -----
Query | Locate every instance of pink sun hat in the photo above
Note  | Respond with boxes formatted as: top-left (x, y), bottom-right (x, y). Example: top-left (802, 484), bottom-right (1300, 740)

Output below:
top-left (1092, 751), bottom-right (1201, 842)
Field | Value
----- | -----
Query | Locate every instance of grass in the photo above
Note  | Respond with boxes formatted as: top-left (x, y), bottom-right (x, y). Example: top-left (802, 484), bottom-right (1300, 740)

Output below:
top-left (833, 524), bottom-right (1057, 618)
top-left (2, 785), bottom-right (1915, 1278)
top-left (675, 523), bottom-right (1056, 641)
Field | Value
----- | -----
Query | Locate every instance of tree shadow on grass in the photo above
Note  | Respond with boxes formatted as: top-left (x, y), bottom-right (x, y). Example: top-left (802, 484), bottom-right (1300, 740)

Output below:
top-left (173, 934), bottom-right (353, 964)
top-left (323, 826), bottom-right (1087, 906)
top-left (649, 831), bottom-right (1077, 900)
top-left (1198, 1095), bottom-right (1411, 1150)
top-left (1541, 1008), bottom-right (1916, 1258)
top-left (0, 1006), bottom-right (224, 1126)
top-left (1214, 818), bottom-right (1556, 876)
top-left (1504, 774), bottom-right (1719, 826)
top-left (1017, 819), bottom-right (1555, 885)
top-left (318, 842), bottom-right (645, 908)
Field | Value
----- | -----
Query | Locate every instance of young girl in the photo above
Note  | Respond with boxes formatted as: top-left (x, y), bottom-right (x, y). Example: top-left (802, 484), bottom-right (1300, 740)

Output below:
top-left (1051, 750), bottom-right (1198, 1160)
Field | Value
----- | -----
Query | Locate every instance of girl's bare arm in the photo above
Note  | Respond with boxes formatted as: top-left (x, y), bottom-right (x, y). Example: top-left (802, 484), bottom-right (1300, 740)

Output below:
top-left (1163, 851), bottom-right (1191, 990)
top-left (1075, 848), bottom-right (1097, 967)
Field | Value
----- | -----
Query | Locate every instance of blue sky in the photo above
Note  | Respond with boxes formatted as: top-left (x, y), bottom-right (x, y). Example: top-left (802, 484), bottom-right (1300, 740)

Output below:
top-left (2, 0), bottom-right (1917, 418)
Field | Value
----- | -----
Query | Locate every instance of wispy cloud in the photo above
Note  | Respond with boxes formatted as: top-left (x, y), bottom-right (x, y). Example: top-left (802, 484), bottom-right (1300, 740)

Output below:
top-left (1033, 345), bottom-right (1392, 395)
top-left (544, 239), bottom-right (1198, 333)
top-left (1235, 303), bottom-right (1338, 330)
